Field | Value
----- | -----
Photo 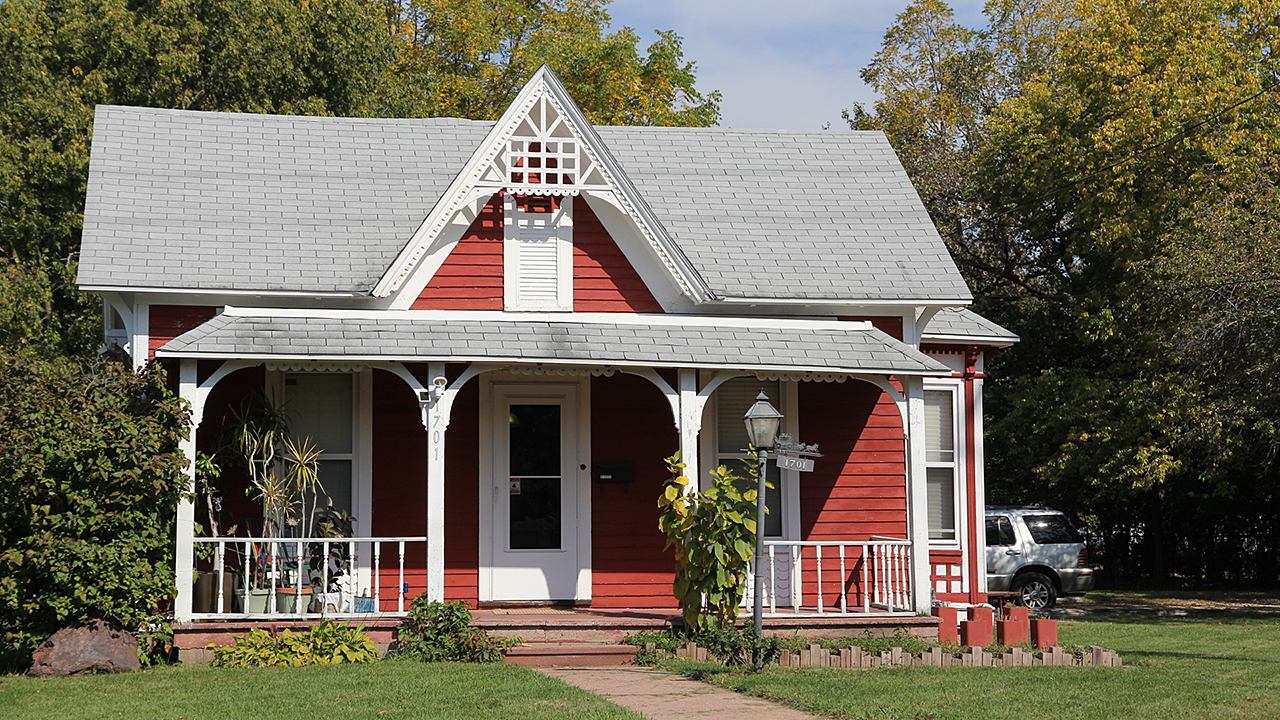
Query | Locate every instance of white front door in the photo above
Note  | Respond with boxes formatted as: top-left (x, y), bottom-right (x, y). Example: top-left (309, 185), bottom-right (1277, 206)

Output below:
top-left (488, 383), bottom-right (582, 601)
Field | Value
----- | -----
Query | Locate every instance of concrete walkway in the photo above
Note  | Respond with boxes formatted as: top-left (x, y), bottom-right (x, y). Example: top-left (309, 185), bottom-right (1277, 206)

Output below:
top-left (538, 666), bottom-right (823, 720)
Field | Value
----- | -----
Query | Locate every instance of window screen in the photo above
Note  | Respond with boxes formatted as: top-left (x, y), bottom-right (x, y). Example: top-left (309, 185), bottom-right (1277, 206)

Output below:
top-left (924, 390), bottom-right (954, 463)
top-left (926, 468), bottom-right (956, 540)
top-left (284, 374), bottom-right (354, 518)
top-left (717, 378), bottom-right (783, 537)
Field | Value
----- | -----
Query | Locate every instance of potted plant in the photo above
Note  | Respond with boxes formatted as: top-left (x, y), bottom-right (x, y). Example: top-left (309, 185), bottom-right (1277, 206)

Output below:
top-left (308, 506), bottom-right (356, 613)
top-left (224, 397), bottom-right (324, 614)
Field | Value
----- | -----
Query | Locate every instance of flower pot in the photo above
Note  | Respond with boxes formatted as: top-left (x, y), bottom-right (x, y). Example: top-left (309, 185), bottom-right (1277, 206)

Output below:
top-left (276, 588), bottom-right (304, 614)
top-left (193, 572), bottom-right (240, 614)
top-left (244, 588), bottom-right (272, 614)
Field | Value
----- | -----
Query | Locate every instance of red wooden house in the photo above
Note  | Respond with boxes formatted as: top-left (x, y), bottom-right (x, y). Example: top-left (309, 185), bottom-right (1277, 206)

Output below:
top-left (77, 67), bottom-right (1016, 657)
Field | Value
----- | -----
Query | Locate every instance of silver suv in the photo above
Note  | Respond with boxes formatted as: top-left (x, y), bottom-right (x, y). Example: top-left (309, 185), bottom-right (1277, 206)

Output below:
top-left (986, 506), bottom-right (1094, 609)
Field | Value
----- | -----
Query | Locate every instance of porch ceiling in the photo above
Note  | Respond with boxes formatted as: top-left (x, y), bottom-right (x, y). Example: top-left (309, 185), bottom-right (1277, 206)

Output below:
top-left (155, 309), bottom-right (951, 376)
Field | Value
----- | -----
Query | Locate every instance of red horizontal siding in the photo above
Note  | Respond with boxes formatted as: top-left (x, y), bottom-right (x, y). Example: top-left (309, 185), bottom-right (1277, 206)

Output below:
top-left (797, 380), bottom-right (908, 607)
top-left (413, 193), bottom-right (504, 310)
top-left (148, 305), bottom-right (218, 358)
top-left (573, 200), bottom-right (664, 313)
top-left (370, 365), bottom-right (480, 607)
top-left (590, 373), bottom-right (680, 608)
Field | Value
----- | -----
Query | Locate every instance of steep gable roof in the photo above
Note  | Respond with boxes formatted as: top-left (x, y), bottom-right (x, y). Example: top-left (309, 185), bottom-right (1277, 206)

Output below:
top-left (78, 86), bottom-right (971, 304)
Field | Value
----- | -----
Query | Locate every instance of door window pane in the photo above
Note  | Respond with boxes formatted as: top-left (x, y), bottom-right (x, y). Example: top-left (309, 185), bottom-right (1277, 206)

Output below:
top-left (509, 404), bottom-right (562, 550)
top-left (509, 404), bottom-right (560, 476)
top-left (509, 477), bottom-right (562, 550)
top-left (986, 517), bottom-right (1015, 546)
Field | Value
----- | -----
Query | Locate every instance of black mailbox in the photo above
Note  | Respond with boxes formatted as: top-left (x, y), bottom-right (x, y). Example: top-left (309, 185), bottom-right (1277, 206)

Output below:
top-left (594, 462), bottom-right (635, 492)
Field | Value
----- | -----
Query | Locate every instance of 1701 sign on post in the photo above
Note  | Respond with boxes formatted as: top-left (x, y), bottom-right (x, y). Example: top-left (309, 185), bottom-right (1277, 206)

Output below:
top-left (772, 433), bottom-right (820, 473)
top-left (775, 454), bottom-right (814, 472)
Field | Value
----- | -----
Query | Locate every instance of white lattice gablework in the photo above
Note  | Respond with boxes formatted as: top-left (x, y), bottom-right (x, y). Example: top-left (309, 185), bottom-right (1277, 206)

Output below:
top-left (476, 94), bottom-right (609, 197)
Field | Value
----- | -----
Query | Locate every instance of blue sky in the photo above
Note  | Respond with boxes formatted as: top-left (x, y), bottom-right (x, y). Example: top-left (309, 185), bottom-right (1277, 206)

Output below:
top-left (606, 0), bottom-right (987, 130)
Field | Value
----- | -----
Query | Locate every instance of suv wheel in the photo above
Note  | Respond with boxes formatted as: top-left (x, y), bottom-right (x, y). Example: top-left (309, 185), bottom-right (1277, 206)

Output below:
top-left (1014, 572), bottom-right (1058, 610)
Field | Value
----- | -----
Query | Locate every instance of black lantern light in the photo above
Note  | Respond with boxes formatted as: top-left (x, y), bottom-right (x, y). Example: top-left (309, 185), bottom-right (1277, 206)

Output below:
top-left (742, 390), bottom-right (783, 450)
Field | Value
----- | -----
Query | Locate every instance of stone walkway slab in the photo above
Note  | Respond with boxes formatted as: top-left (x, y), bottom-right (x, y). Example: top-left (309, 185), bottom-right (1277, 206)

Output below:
top-left (538, 666), bottom-right (822, 720)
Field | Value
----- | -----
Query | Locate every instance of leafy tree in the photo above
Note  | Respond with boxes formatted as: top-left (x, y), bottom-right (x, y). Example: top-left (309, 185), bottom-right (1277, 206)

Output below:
top-left (855, 0), bottom-right (1280, 582)
top-left (369, 0), bottom-right (719, 125)
top-left (0, 354), bottom-right (190, 667)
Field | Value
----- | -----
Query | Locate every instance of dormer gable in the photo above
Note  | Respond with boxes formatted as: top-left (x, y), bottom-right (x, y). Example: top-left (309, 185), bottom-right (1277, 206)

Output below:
top-left (380, 66), bottom-right (709, 311)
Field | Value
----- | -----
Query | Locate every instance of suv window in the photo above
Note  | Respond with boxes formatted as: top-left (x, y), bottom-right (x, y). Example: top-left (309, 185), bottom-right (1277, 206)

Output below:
top-left (986, 517), bottom-right (1016, 546)
top-left (1024, 514), bottom-right (1082, 544)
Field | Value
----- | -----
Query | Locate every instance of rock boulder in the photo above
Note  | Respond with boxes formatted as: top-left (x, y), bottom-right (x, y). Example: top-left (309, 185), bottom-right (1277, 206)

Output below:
top-left (29, 620), bottom-right (141, 677)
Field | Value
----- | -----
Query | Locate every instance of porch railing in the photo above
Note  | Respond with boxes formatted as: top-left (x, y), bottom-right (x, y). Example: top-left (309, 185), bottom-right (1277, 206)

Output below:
top-left (191, 536), bottom-right (427, 620)
top-left (749, 537), bottom-right (913, 616)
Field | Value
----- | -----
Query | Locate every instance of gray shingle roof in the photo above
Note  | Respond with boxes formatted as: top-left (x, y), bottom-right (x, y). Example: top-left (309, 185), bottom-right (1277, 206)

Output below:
top-left (79, 107), bottom-right (491, 293)
top-left (922, 308), bottom-right (1019, 344)
top-left (79, 105), bottom-right (971, 302)
top-left (157, 312), bottom-right (952, 375)
top-left (596, 127), bottom-right (969, 301)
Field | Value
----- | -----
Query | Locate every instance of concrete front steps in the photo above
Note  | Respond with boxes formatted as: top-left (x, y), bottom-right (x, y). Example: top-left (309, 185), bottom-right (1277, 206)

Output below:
top-left (505, 642), bottom-right (640, 667)
top-left (473, 607), bottom-right (669, 667)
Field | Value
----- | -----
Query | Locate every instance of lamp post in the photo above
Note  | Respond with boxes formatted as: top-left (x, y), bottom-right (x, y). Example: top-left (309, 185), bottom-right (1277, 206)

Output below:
top-left (742, 390), bottom-right (782, 666)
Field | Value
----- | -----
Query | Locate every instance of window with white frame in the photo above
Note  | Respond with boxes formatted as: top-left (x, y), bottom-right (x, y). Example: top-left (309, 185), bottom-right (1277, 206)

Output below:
top-left (924, 388), bottom-right (959, 542)
top-left (716, 378), bottom-right (783, 538)
top-left (504, 194), bottom-right (573, 311)
top-left (284, 373), bottom-right (355, 524)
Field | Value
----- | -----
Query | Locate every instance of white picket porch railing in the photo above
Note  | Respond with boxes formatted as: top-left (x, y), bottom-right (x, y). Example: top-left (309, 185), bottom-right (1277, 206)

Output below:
top-left (750, 537), bottom-right (914, 616)
top-left (191, 536), bottom-right (427, 620)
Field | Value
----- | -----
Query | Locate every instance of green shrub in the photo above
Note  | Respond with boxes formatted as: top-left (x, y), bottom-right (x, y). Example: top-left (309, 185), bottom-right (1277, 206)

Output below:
top-left (657, 452), bottom-right (764, 630)
top-left (623, 624), bottom-right (781, 667)
top-left (211, 621), bottom-right (377, 667)
top-left (394, 598), bottom-right (509, 663)
top-left (0, 354), bottom-right (189, 669)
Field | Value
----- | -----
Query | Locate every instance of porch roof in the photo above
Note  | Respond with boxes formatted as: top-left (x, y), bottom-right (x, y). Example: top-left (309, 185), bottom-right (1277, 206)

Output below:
top-left (157, 309), bottom-right (952, 376)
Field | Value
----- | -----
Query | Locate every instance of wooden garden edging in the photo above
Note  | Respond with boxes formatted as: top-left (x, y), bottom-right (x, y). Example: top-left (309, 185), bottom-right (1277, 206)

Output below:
top-left (668, 642), bottom-right (1122, 668)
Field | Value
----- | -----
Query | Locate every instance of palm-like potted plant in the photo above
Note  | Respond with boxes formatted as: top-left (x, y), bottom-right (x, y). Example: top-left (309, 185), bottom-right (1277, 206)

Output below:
top-left (226, 398), bottom-right (325, 613)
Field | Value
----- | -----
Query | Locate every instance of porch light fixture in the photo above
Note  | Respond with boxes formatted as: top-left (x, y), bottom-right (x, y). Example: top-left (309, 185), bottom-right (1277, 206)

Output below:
top-left (742, 390), bottom-right (783, 667)
top-left (742, 391), bottom-right (783, 451)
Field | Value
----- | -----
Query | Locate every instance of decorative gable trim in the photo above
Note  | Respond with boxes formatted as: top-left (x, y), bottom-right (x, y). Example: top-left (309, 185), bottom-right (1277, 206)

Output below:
top-left (374, 65), bottom-right (713, 306)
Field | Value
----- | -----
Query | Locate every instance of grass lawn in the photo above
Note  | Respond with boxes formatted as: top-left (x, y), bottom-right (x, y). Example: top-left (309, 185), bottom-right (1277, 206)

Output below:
top-left (0, 659), bottom-right (642, 720)
top-left (668, 613), bottom-right (1280, 720)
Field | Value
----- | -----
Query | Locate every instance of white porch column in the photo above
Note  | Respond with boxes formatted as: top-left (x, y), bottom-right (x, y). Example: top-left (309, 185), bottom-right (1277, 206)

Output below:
top-left (422, 362), bottom-right (447, 603)
top-left (903, 375), bottom-right (932, 614)
top-left (174, 359), bottom-right (201, 623)
top-left (677, 368), bottom-right (699, 488)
